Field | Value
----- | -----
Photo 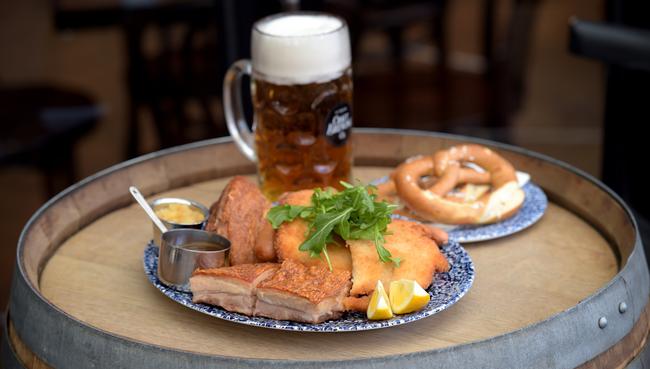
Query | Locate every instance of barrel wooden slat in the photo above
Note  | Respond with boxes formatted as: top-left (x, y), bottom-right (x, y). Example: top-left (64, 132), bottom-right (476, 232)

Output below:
top-left (4, 130), bottom-right (648, 369)
top-left (6, 320), bottom-right (52, 369)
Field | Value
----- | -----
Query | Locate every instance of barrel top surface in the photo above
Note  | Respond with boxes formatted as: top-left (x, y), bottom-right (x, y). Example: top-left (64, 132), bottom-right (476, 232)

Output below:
top-left (38, 167), bottom-right (618, 361)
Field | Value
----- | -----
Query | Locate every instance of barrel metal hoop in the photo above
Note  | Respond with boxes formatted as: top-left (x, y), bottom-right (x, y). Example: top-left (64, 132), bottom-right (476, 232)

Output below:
top-left (8, 129), bottom-right (650, 369)
top-left (621, 236), bottom-right (650, 322)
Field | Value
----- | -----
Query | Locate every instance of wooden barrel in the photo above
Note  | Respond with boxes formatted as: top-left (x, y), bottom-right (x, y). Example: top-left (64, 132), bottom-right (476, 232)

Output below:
top-left (2, 129), bottom-right (649, 369)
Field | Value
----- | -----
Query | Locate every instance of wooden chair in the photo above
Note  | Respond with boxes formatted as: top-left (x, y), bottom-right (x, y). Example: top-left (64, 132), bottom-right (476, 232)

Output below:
top-left (122, 2), bottom-right (227, 158)
top-left (570, 12), bottom-right (650, 223)
top-left (309, 0), bottom-right (449, 74)
top-left (305, 0), bottom-right (540, 141)
top-left (0, 86), bottom-right (101, 197)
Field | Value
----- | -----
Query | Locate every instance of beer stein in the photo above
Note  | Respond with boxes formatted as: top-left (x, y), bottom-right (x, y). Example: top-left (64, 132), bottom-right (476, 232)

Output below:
top-left (223, 12), bottom-right (353, 199)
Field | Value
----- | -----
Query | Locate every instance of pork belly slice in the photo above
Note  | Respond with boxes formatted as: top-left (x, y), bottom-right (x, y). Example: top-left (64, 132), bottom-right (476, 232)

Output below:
top-left (190, 263), bottom-right (279, 315)
top-left (255, 259), bottom-right (351, 323)
top-left (206, 176), bottom-right (275, 265)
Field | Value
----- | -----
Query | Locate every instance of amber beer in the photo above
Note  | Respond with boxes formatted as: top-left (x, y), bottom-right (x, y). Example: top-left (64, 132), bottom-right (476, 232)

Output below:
top-left (223, 12), bottom-right (353, 199)
top-left (253, 74), bottom-right (353, 199)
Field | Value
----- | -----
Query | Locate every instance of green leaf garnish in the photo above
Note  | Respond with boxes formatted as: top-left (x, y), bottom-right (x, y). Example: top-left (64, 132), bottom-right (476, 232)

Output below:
top-left (266, 181), bottom-right (400, 270)
top-left (267, 204), bottom-right (306, 228)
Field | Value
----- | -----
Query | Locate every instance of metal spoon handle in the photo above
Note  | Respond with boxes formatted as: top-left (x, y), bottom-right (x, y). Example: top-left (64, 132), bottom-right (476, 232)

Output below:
top-left (129, 186), bottom-right (168, 233)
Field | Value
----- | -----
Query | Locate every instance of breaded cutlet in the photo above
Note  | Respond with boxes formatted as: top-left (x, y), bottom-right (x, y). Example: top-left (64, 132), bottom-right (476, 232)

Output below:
top-left (274, 189), bottom-right (352, 272)
top-left (346, 219), bottom-right (449, 309)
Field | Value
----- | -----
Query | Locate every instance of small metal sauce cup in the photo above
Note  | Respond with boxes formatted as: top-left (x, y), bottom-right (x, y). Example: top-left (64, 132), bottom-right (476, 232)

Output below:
top-left (150, 198), bottom-right (209, 246)
top-left (158, 229), bottom-right (230, 292)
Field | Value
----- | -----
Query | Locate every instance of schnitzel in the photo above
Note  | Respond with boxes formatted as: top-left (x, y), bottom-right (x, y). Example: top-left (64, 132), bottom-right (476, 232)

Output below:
top-left (273, 190), bottom-right (449, 311)
top-left (274, 190), bottom-right (353, 272)
top-left (347, 219), bottom-right (449, 299)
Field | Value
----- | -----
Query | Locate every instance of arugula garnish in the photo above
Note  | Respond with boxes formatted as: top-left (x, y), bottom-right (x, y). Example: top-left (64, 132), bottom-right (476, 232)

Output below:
top-left (267, 182), bottom-right (400, 270)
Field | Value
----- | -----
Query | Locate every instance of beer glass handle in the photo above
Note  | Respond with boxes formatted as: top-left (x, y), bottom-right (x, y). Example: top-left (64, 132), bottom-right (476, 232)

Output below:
top-left (223, 59), bottom-right (256, 162)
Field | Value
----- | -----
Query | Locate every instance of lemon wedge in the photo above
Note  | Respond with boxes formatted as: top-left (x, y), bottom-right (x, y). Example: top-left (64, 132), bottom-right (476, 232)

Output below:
top-left (389, 279), bottom-right (430, 314)
top-left (367, 280), bottom-right (393, 320)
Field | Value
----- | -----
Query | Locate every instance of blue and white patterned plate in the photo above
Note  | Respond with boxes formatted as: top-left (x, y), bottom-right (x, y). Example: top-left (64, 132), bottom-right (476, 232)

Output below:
top-left (371, 176), bottom-right (547, 243)
top-left (446, 182), bottom-right (546, 242)
top-left (143, 240), bottom-right (474, 332)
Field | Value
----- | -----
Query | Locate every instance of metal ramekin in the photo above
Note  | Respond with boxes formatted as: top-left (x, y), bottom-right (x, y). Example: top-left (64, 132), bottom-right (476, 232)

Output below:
top-left (158, 229), bottom-right (230, 292)
top-left (150, 197), bottom-right (209, 245)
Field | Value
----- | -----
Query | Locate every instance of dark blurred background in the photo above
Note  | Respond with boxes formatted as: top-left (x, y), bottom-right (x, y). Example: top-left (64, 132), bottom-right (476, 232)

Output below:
top-left (1, 0), bottom-right (648, 311)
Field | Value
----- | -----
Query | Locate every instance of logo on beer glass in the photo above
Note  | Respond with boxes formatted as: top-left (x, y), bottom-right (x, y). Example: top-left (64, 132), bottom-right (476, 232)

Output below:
top-left (223, 12), bottom-right (353, 199)
top-left (325, 103), bottom-right (352, 146)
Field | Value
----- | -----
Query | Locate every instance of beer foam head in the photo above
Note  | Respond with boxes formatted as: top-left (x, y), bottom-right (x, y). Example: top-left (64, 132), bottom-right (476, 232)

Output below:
top-left (252, 13), bottom-right (351, 85)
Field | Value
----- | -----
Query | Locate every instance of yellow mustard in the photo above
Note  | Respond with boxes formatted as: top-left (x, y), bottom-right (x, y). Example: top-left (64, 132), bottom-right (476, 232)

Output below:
top-left (154, 203), bottom-right (205, 224)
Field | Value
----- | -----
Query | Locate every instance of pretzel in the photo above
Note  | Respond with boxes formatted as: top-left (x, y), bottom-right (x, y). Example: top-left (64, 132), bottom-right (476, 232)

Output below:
top-left (393, 145), bottom-right (525, 224)
top-left (376, 163), bottom-right (490, 211)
